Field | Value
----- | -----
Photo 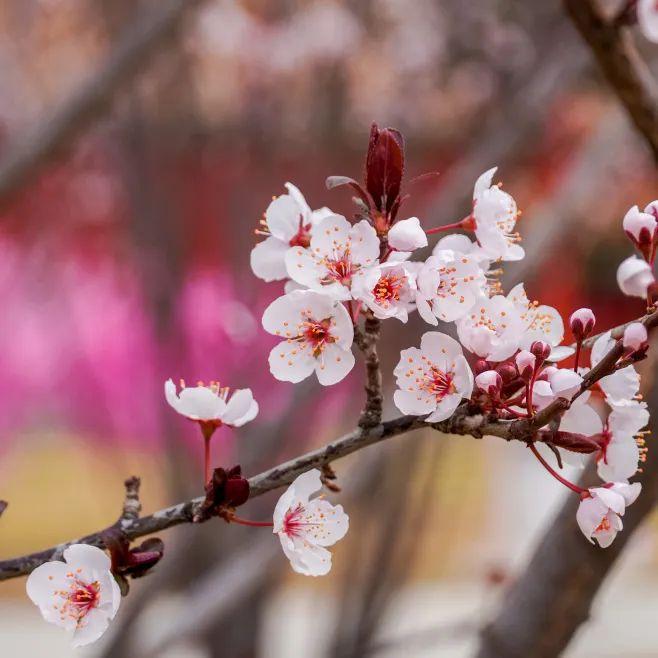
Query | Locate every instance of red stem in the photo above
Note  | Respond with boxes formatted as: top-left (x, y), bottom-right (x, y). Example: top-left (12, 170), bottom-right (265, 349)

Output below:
top-left (573, 340), bottom-right (582, 373)
top-left (426, 220), bottom-right (468, 235)
top-left (528, 442), bottom-right (585, 494)
top-left (229, 516), bottom-right (274, 528)
top-left (204, 435), bottom-right (211, 486)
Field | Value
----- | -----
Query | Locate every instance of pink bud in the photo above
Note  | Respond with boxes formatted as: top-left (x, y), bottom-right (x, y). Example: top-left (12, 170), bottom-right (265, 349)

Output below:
top-left (623, 322), bottom-right (648, 352)
top-left (475, 370), bottom-right (502, 397)
top-left (570, 308), bottom-right (596, 341)
top-left (496, 363), bottom-right (518, 383)
top-left (530, 340), bottom-right (551, 362)
top-left (623, 205), bottom-right (656, 249)
top-left (515, 350), bottom-right (536, 382)
top-left (473, 359), bottom-right (491, 375)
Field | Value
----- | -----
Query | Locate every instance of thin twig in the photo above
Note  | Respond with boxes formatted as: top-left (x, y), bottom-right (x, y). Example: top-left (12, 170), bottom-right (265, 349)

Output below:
top-left (355, 316), bottom-right (384, 429)
top-left (120, 476), bottom-right (142, 523)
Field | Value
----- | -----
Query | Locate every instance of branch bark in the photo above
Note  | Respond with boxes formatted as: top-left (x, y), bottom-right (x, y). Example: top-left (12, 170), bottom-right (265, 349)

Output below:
top-left (0, 0), bottom-right (207, 202)
top-left (564, 0), bottom-right (658, 162)
top-left (0, 308), bottom-right (655, 582)
top-left (355, 315), bottom-right (384, 429)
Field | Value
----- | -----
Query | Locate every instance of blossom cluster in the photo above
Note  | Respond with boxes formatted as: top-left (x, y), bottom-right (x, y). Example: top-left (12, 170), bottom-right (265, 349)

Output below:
top-left (23, 124), bottom-right (655, 648)
top-left (251, 124), bottom-right (652, 551)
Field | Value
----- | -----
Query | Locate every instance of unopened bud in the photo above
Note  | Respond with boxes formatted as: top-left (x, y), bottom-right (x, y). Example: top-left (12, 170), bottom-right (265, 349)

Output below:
top-left (623, 206), bottom-right (656, 256)
top-left (496, 363), bottom-right (518, 383)
top-left (515, 350), bottom-right (536, 382)
top-left (475, 370), bottom-right (502, 397)
top-left (623, 322), bottom-right (648, 352)
top-left (473, 359), bottom-right (491, 375)
top-left (569, 308), bottom-right (596, 341)
top-left (530, 340), bottom-right (551, 363)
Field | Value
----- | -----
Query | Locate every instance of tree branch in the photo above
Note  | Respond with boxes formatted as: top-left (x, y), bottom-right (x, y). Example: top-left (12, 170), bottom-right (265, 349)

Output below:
top-left (0, 308), bottom-right (655, 582)
top-left (0, 0), bottom-right (207, 202)
top-left (355, 315), bottom-right (384, 429)
top-left (564, 0), bottom-right (658, 162)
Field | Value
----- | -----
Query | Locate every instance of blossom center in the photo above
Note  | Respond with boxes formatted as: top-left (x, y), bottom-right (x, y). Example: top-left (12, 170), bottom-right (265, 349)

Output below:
top-left (321, 250), bottom-right (357, 285)
top-left (594, 515), bottom-right (611, 534)
top-left (289, 217), bottom-right (312, 248)
top-left (373, 273), bottom-right (403, 305)
top-left (300, 318), bottom-right (336, 357)
top-left (422, 366), bottom-right (455, 400)
top-left (56, 576), bottom-right (100, 624)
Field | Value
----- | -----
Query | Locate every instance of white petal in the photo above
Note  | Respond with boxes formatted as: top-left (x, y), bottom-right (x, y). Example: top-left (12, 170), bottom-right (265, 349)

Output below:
top-left (63, 544), bottom-right (111, 573)
top-left (268, 340), bottom-right (316, 383)
top-left (284, 182), bottom-right (312, 221)
top-left (576, 496), bottom-right (608, 541)
top-left (393, 389), bottom-right (436, 416)
top-left (71, 608), bottom-right (111, 647)
top-left (598, 438), bottom-right (640, 482)
top-left (223, 389), bottom-right (258, 426)
top-left (349, 219), bottom-right (380, 266)
top-left (289, 468), bottom-right (323, 503)
top-left (315, 344), bottom-right (355, 386)
top-left (301, 499), bottom-right (349, 546)
top-left (425, 393), bottom-right (462, 422)
top-left (266, 194), bottom-right (304, 241)
top-left (388, 217), bottom-right (428, 251)
top-left (250, 237), bottom-right (290, 282)
top-left (419, 331), bottom-right (464, 363)
top-left (591, 487), bottom-right (626, 515)
top-left (473, 167), bottom-right (497, 199)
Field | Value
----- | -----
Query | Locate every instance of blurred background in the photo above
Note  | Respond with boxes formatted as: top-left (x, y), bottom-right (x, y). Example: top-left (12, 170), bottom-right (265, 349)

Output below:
top-left (1, 0), bottom-right (658, 656)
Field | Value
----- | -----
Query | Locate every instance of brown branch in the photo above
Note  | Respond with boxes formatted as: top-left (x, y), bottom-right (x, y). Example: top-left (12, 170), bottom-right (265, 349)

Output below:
top-left (564, 0), bottom-right (658, 162)
top-left (0, 501), bottom-right (7, 519)
top-left (0, 308), bottom-right (655, 582)
top-left (0, 0), bottom-right (208, 203)
top-left (355, 315), bottom-right (384, 429)
top-left (120, 476), bottom-right (142, 523)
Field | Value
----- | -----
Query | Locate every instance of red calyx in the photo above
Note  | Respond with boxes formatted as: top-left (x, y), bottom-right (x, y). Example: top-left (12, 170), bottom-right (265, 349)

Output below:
top-left (195, 465), bottom-right (250, 523)
top-left (537, 430), bottom-right (602, 454)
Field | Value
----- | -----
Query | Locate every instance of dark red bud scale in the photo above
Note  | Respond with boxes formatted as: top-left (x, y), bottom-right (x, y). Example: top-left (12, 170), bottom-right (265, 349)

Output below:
top-left (365, 123), bottom-right (405, 217)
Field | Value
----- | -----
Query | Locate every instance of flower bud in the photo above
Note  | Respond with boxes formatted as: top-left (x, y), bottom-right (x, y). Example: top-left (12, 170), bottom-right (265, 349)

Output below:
top-left (475, 370), bottom-right (503, 397)
top-left (366, 123), bottom-right (404, 215)
top-left (617, 255), bottom-right (655, 299)
top-left (515, 350), bottom-right (536, 382)
top-left (623, 205), bottom-right (656, 254)
top-left (496, 363), bottom-right (518, 383)
top-left (570, 308), bottom-right (596, 341)
top-left (473, 359), bottom-right (491, 375)
top-left (623, 322), bottom-right (648, 352)
top-left (530, 340), bottom-right (551, 363)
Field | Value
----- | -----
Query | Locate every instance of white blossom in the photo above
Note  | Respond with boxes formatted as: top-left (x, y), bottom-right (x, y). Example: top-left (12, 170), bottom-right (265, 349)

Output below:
top-left (576, 483), bottom-right (641, 548)
top-left (387, 217), bottom-right (428, 251)
top-left (262, 289), bottom-right (355, 385)
top-left (352, 262), bottom-right (417, 322)
top-left (531, 367), bottom-right (583, 410)
top-left (165, 379), bottom-right (258, 427)
top-left (285, 215), bottom-right (380, 300)
top-left (250, 183), bottom-right (333, 282)
top-left (273, 469), bottom-right (348, 576)
top-left (616, 255), bottom-right (654, 299)
top-left (507, 283), bottom-right (564, 351)
top-left (416, 247), bottom-right (487, 324)
top-left (26, 545), bottom-right (121, 647)
top-left (471, 167), bottom-right (524, 262)
top-left (456, 293), bottom-right (525, 362)
top-left (591, 331), bottom-right (641, 405)
top-left (623, 205), bottom-right (656, 243)
top-left (393, 332), bottom-right (473, 422)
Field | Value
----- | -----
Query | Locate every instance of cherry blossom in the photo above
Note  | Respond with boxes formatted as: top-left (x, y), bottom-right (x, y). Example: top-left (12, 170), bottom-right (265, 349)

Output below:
top-left (273, 469), bottom-right (349, 576)
top-left (507, 283), bottom-right (564, 352)
top-left (387, 217), bottom-right (428, 252)
top-left (393, 332), bottom-right (474, 422)
top-left (250, 183), bottom-right (333, 282)
top-left (456, 293), bottom-right (526, 362)
top-left (576, 483), bottom-right (641, 548)
top-left (596, 402), bottom-right (648, 482)
top-left (470, 167), bottom-right (524, 262)
top-left (515, 350), bottom-right (536, 381)
top-left (638, 0), bottom-right (658, 43)
top-left (285, 215), bottom-right (380, 300)
top-left (415, 246), bottom-right (487, 324)
top-left (432, 234), bottom-right (491, 267)
top-left (165, 379), bottom-right (258, 429)
top-left (591, 331), bottom-right (641, 404)
top-left (622, 205), bottom-right (656, 253)
top-left (531, 367), bottom-right (583, 410)
top-left (352, 262), bottom-right (417, 322)
top-left (26, 544), bottom-right (121, 647)
top-left (262, 289), bottom-right (355, 385)
top-left (616, 255), bottom-right (655, 299)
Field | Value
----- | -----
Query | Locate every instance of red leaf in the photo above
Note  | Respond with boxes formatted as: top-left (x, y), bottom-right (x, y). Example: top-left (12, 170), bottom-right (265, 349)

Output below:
top-left (365, 123), bottom-right (405, 214)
